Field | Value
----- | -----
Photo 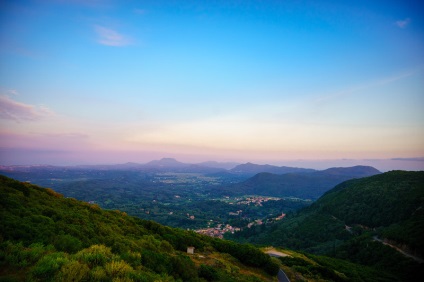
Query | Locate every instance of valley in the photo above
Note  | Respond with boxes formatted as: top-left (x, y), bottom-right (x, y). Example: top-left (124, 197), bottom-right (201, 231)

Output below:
top-left (1, 159), bottom-right (423, 281)
top-left (0, 159), bottom-right (372, 232)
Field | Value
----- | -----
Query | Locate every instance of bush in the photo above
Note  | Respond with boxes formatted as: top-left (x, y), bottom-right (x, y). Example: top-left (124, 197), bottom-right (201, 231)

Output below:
top-left (120, 251), bottom-right (142, 267)
top-left (170, 254), bottom-right (198, 281)
top-left (199, 264), bottom-right (218, 281)
top-left (30, 252), bottom-right (69, 281)
top-left (90, 266), bottom-right (108, 281)
top-left (1, 241), bottom-right (48, 268)
top-left (53, 234), bottom-right (82, 253)
top-left (104, 260), bottom-right (134, 278)
top-left (57, 260), bottom-right (90, 281)
top-left (75, 245), bottom-right (112, 267)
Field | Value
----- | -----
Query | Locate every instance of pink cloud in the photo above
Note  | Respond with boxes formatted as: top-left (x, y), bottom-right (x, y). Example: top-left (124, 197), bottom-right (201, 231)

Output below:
top-left (0, 95), bottom-right (54, 121)
top-left (94, 25), bottom-right (132, 46)
top-left (0, 131), bottom-right (91, 152)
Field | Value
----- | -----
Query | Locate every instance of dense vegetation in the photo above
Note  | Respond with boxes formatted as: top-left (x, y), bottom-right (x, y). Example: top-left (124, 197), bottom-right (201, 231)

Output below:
top-left (228, 171), bottom-right (424, 281)
top-left (0, 175), bottom-right (281, 281)
top-left (0, 175), bottom-right (403, 282)
top-left (2, 171), bottom-right (422, 281)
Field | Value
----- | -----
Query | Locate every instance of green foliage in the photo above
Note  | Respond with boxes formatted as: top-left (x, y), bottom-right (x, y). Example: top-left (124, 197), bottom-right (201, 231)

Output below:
top-left (29, 252), bottom-right (69, 281)
top-left (198, 264), bottom-right (218, 281)
top-left (170, 254), bottom-right (198, 281)
top-left (211, 239), bottom-right (280, 276)
top-left (229, 171), bottom-right (424, 281)
top-left (53, 234), bottom-right (82, 253)
top-left (0, 173), bottom-right (280, 280)
top-left (280, 256), bottom-right (347, 282)
top-left (5, 172), bottom-right (421, 282)
top-left (57, 260), bottom-right (90, 281)
top-left (75, 244), bottom-right (113, 267)
top-left (104, 260), bottom-right (134, 278)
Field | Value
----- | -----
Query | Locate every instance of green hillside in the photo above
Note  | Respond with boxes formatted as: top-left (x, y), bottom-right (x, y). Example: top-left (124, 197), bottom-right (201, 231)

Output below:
top-left (0, 175), bottom-right (280, 281)
top-left (218, 166), bottom-right (381, 199)
top-left (228, 171), bottom-right (424, 281)
top-left (2, 173), bottom-right (423, 282)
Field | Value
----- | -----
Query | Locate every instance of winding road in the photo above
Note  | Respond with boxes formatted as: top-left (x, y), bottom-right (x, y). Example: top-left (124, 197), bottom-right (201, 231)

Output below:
top-left (373, 236), bottom-right (424, 263)
top-left (265, 248), bottom-right (291, 282)
top-left (277, 269), bottom-right (290, 282)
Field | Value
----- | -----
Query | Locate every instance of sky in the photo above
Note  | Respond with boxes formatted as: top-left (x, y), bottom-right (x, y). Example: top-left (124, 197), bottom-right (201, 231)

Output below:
top-left (0, 0), bottom-right (423, 171)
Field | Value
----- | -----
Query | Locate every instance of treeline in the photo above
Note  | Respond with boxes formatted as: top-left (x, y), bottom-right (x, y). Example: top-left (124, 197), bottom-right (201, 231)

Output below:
top-left (0, 175), bottom-right (279, 281)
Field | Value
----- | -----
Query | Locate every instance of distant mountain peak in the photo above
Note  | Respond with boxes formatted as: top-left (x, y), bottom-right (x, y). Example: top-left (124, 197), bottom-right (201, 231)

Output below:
top-left (320, 166), bottom-right (381, 176)
top-left (144, 157), bottom-right (187, 168)
top-left (159, 157), bottom-right (179, 162)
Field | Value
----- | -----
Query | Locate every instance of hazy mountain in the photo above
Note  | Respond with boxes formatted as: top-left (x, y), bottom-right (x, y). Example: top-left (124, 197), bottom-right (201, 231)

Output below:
top-left (197, 161), bottom-right (240, 170)
top-left (318, 165), bottom-right (381, 177)
top-left (219, 166), bottom-right (381, 199)
top-left (229, 162), bottom-right (316, 176)
top-left (143, 158), bottom-right (225, 173)
top-left (144, 157), bottom-right (189, 168)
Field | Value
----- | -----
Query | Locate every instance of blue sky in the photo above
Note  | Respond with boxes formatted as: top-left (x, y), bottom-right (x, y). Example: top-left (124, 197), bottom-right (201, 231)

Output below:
top-left (0, 0), bottom-right (423, 170)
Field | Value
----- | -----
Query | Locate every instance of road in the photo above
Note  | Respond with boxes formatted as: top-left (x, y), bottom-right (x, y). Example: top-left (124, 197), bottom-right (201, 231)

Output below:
top-left (264, 248), bottom-right (291, 282)
top-left (373, 236), bottom-right (424, 263)
top-left (277, 269), bottom-right (290, 282)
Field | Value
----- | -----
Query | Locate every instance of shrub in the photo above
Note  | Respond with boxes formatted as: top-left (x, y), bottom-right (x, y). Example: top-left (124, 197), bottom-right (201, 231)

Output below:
top-left (120, 251), bottom-right (142, 267)
top-left (75, 245), bottom-right (112, 267)
top-left (57, 260), bottom-right (90, 281)
top-left (104, 260), bottom-right (134, 278)
top-left (198, 264), bottom-right (218, 281)
top-left (30, 252), bottom-right (69, 281)
top-left (90, 266), bottom-right (108, 281)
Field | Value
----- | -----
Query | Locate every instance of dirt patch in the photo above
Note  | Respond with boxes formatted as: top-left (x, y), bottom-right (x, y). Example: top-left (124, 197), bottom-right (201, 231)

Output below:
top-left (265, 249), bottom-right (290, 258)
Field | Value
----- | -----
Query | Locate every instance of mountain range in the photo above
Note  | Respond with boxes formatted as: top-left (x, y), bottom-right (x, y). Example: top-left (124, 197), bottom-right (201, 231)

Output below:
top-left (216, 165), bottom-right (381, 199)
top-left (229, 162), bottom-right (315, 176)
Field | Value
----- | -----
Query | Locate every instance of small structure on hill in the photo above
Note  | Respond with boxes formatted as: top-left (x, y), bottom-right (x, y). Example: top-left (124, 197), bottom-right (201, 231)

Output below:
top-left (187, 246), bottom-right (195, 254)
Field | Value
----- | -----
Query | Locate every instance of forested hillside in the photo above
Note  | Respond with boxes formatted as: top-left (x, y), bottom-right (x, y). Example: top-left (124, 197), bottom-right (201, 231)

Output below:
top-left (228, 171), bottom-right (424, 281)
top-left (0, 175), bottom-right (280, 281)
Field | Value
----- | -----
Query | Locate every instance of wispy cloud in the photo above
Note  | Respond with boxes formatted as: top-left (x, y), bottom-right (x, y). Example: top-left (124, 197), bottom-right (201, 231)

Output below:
top-left (34, 132), bottom-right (90, 139)
top-left (395, 18), bottom-right (410, 28)
top-left (391, 157), bottom-right (424, 162)
top-left (94, 25), bottom-right (131, 46)
top-left (316, 68), bottom-right (421, 103)
top-left (0, 95), bottom-right (54, 122)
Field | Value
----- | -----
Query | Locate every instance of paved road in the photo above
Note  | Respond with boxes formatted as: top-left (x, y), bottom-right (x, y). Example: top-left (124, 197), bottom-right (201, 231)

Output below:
top-left (277, 269), bottom-right (290, 282)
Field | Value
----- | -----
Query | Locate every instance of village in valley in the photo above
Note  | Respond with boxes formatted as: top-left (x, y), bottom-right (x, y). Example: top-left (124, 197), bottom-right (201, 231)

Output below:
top-left (195, 195), bottom-right (287, 238)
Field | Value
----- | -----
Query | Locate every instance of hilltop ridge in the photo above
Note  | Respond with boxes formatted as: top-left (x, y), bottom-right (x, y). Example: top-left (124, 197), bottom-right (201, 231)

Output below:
top-left (228, 171), bottom-right (424, 281)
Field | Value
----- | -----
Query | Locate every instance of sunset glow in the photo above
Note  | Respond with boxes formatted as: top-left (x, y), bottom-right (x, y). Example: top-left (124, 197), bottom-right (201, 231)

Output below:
top-left (1, 0), bottom-right (423, 171)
